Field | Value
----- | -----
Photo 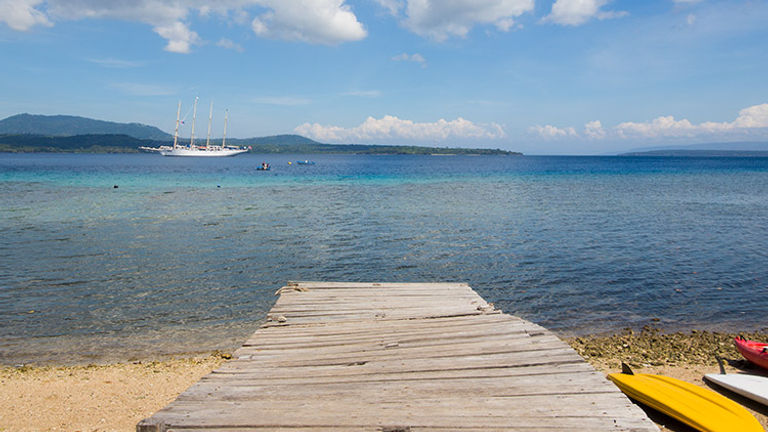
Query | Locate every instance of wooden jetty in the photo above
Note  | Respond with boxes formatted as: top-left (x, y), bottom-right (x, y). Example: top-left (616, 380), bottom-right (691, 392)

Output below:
top-left (138, 281), bottom-right (658, 431)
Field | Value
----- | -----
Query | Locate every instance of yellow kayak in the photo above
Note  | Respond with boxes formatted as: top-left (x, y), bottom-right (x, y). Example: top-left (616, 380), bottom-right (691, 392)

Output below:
top-left (608, 364), bottom-right (763, 432)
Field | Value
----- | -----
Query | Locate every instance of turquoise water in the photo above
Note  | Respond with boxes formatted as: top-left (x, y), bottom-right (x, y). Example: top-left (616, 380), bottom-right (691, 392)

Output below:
top-left (1, 153), bottom-right (767, 364)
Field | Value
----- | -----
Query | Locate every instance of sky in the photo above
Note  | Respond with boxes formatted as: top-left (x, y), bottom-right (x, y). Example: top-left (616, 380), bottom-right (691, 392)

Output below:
top-left (0, 0), bottom-right (767, 155)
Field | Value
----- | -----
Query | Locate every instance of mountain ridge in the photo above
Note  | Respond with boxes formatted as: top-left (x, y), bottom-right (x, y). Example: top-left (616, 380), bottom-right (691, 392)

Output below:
top-left (0, 113), bottom-right (172, 140)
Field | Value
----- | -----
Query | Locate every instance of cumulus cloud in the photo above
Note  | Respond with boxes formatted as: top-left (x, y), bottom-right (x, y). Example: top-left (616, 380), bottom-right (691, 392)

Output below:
top-left (544, 0), bottom-right (627, 26)
top-left (584, 120), bottom-right (606, 139)
top-left (392, 52), bottom-right (426, 68)
top-left (295, 115), bottom-right (506, 143)
top-left (616, 104), bottom-right (768, 138)
top-left (529, 124), bottom-right (578, 138)
top-left (0, 0), bottom-right (366, 52)
top-left (526, 104), bottom-right (768, 142)
top-left (389, 0), bottom-right (534, 41)
top-left (154, 21), bottom-right (200, 53)
top-left (0, 0), bottom-right (51, 31)
top-left (251, 0), bottom-right (366, 45)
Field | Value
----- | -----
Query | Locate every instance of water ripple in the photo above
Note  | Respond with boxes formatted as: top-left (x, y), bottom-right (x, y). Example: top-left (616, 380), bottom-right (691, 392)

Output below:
top-left (1, 154), bottom-right (768, 364)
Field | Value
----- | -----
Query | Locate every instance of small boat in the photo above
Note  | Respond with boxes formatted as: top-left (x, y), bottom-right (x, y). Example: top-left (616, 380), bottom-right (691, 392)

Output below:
top-left (296, 160), bottom-right (315, 165)
top-left (256, 163), bottom-right (271, 171)
top-left (704, 357), bottom-right (768, 407)
top-left (608, 363), bottom-right (762, 432)
top-left (734, 337), bottom-right (768, 370)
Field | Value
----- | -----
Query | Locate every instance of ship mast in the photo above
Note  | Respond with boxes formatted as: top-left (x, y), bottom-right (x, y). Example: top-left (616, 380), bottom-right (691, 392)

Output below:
top-left (205, 100), bottom-right (213, 149)
top-left (172, 100), bottom-right (181, 149)
top-left (222, 109), bottom-right (228, 148)
top-left (189, 96), bottom-right (199, 148)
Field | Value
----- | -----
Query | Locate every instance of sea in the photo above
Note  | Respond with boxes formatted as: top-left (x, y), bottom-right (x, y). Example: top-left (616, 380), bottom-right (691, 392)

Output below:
top-left (1, 152), bottom-right (767, 365)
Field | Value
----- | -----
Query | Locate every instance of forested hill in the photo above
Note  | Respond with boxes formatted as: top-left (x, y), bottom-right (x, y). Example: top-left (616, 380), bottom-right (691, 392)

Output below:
top-left (0, 114), bottom-right (171, 140)
top-left (0, 133), bottom-right (519, 155)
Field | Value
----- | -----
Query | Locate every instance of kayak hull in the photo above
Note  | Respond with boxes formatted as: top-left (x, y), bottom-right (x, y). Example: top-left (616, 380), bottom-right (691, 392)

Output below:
top-left (608, 371), bottom-right (763, 432)
top-left (704, 373), bottom-right (768, 407)
top-left (734, 338), bottom-right (768, 370)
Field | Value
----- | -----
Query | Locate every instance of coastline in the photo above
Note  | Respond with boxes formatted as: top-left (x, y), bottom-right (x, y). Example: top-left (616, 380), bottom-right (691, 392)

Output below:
top-left (3, 329), bottom-right (768, 431)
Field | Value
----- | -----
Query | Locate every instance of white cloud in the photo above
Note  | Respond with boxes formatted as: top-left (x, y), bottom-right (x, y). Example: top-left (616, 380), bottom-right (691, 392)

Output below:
top-left (544, 0), bottom-right (627, 26)
top-left (731, 103), bottom-right (768, 128)
top-left (528, 104), bottom-right (768, 142)
top-left (154, 21), bottom-right (200, 53)
top-left (217, 38), bottom-right (244, 52)
top-left (87, 57), bottom-right (143, 68)
top-left (529, 124), bottom-right (578, 138)
top-left (392, 52), bottom-right (426, 67)
top-left (616, 103), bottom-right (768, 138)
top-left (295, 115), bottom-right (506, 143)
top-left (1, 0), bottom-right (366, 52)
top-left (399, 0), bottom-right (534, 41)
top-left (584, 120), bottom-right (606, 139)
top-left (375, 0), bottom-right (404, 16)
top-left (251, 0), bottom-right (366, 45)
top-left (616, 116), bottom-right (694, 137)
top-left (0, 0), bottom-right (51, 31)
top-left (525, 104), bottom-right (768, 143)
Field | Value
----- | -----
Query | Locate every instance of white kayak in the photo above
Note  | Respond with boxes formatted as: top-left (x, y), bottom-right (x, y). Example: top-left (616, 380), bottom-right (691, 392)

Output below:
top-left (704, 372), bottom-right (768, 407)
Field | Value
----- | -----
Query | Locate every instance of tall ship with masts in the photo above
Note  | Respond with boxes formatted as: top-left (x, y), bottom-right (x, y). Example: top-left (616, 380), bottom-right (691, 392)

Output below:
top-left (141, 98), bottom-right (249, 157)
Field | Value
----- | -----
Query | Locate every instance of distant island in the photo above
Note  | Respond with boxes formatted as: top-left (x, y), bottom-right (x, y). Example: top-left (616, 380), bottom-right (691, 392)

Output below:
top-left (0, 114), bottom-right (520, 156)
top-left (621, 150), bottom-right (768, 157)
top-left (618, 141), bottom-right (768, 157)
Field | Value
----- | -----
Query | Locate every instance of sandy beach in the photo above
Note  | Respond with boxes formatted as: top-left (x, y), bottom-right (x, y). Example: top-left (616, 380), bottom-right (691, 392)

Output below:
top-left (2, 329), bottom-right (767, 432)
top-left (0, 354), bottom-right (227, 432)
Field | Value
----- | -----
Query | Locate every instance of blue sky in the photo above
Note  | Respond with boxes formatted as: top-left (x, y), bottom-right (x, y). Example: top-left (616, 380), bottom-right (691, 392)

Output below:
top-left (0, 0), bottom-right (766, 154)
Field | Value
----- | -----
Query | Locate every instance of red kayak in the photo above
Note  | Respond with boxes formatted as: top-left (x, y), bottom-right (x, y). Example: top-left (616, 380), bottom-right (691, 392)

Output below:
top-left (734, 337), bottom-right (768, 370)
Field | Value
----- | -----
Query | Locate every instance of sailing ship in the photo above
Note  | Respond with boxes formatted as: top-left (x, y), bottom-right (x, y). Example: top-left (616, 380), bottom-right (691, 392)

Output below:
top-left (141, 98), bottom-right (249, 157)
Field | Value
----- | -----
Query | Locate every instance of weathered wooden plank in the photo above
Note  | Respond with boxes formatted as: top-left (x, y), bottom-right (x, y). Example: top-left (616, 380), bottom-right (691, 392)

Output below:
top-left (141, 394), bottom-right (652, 429)
top-left (178, 372), bottom-right (616, 401)
top-left (253, 313), bottom-right (522, 339)
top-left (207, 360), bottom-right (594, 383)
top-left (245, 320), bottom-right (531, 346)
top-left (138, 282), bottom-right (658, 432)
top-left (239, 330), bottom-right (563, 357)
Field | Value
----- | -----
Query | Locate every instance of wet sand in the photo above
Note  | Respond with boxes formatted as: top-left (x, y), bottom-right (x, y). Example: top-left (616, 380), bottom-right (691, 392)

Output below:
top-left (2, 329), bottom-right (767, 432)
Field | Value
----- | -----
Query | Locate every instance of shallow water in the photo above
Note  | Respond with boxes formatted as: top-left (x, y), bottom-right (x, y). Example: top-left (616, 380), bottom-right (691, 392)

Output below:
top-left (1, 153), bottom-right (767, 364)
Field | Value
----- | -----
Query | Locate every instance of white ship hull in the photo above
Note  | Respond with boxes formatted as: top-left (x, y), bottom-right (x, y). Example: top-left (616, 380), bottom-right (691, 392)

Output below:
top-left (139, 145), bottom-right (173, 153)
top-left (160, 147), bottom-right (248, 157)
